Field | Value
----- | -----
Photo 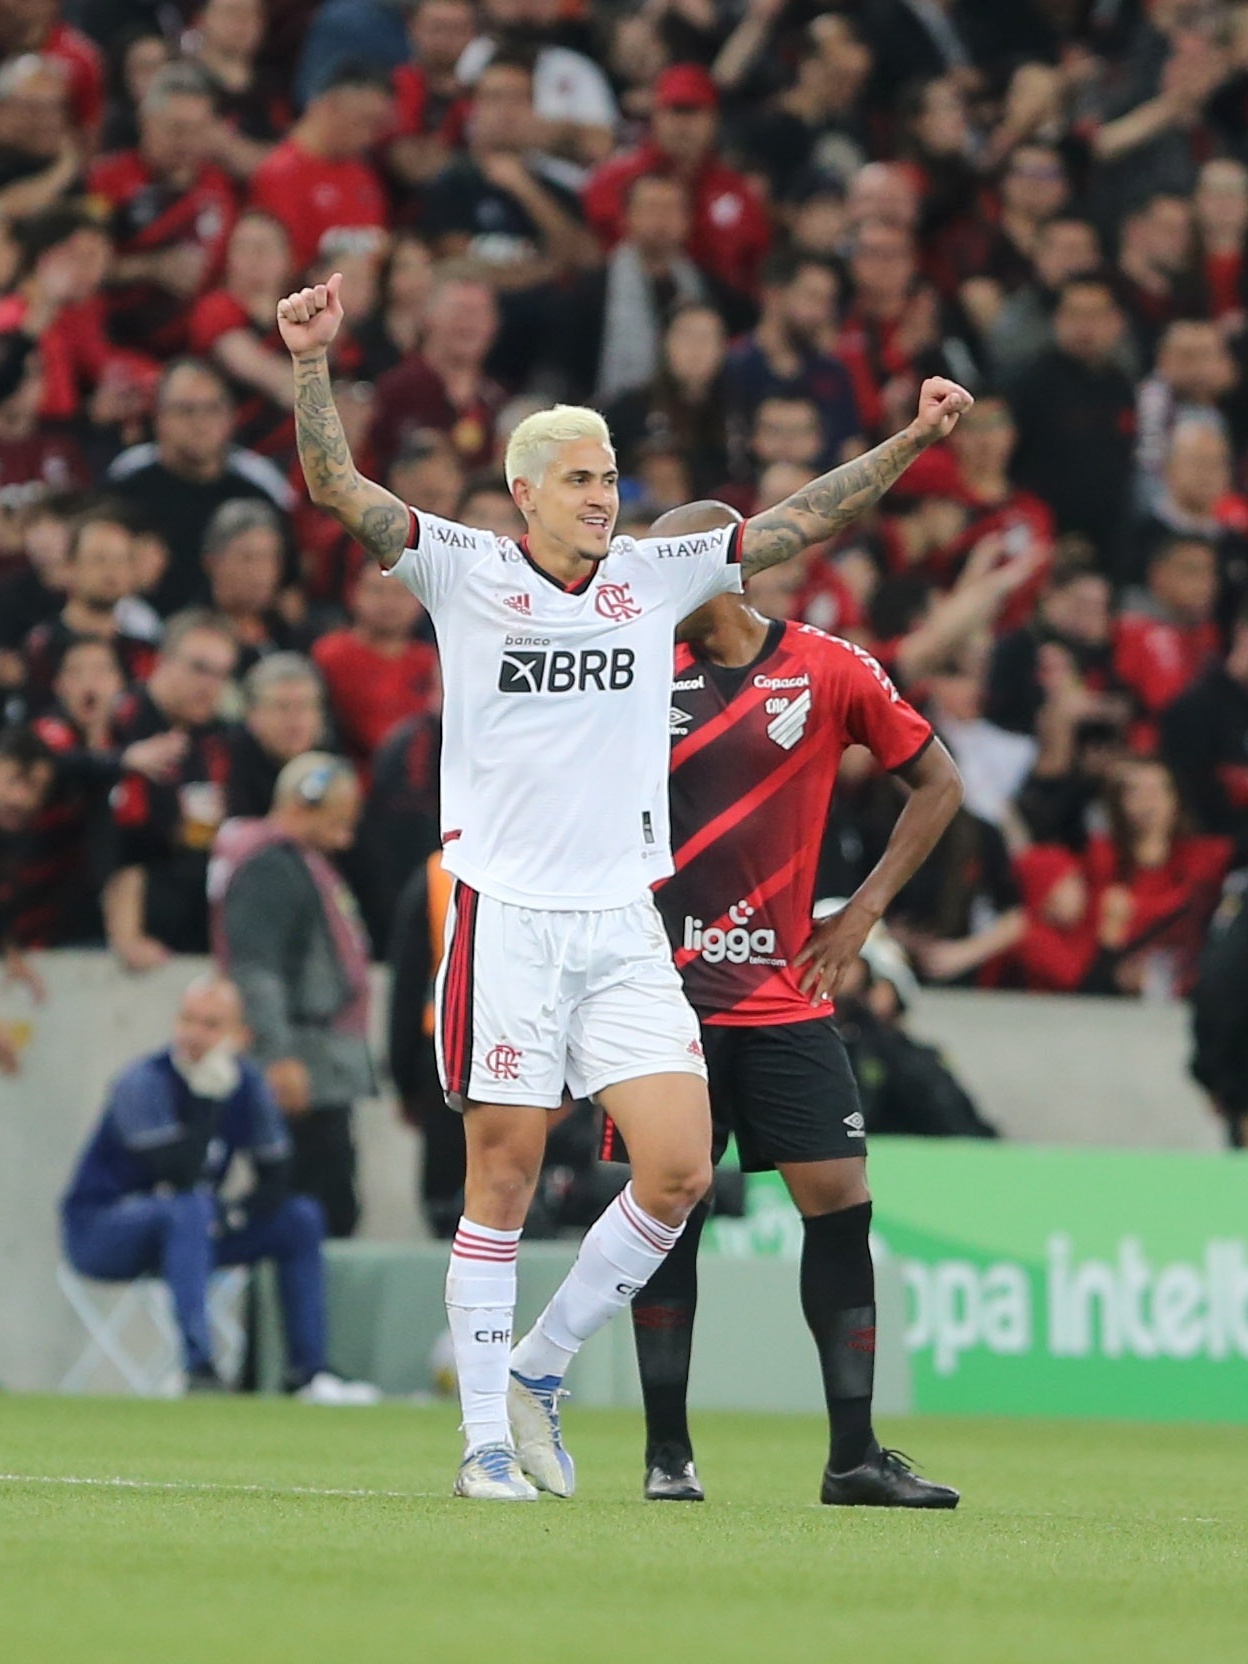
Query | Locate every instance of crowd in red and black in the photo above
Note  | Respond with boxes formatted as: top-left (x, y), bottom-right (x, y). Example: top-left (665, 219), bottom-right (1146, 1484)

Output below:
top-left (1, 0), bottom-right (1248, 1033)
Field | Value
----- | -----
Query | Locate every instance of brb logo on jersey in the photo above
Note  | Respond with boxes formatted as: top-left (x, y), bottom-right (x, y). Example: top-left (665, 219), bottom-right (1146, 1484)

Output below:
top-left (498, 645), bottom-right (636, 693)
top-left (595, 582), bottom-right (641, 622)
top-left (682, 901), bottom-right (778, 965)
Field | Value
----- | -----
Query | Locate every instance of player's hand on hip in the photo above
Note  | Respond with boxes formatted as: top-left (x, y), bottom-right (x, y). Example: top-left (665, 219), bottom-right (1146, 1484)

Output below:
top-left (911, 376), bottom-right (974, 443)
top-left (793, 902), bottom-right (877, 1005)
top-left (277, 272), bottom-right (345, 359)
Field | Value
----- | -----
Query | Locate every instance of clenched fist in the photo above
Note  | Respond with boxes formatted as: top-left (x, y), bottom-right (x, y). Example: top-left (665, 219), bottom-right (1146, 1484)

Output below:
top-left (910, 376), bottom-right (974, 444)
top-left (277, 271), bottom-right (345, 360)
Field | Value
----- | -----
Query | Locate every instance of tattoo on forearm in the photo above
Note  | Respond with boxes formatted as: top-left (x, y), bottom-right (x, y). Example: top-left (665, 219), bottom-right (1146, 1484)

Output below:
top-left (293, 355), bottom-right (409, 564)
top-left (741, 426), bottom-right (925, 576)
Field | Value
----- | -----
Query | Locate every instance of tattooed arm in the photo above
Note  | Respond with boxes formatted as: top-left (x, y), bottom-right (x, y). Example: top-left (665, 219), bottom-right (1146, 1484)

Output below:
top-left (739, 377), bottom-right (974, 579)
top-left (277, 275), bottom-right (410, 570)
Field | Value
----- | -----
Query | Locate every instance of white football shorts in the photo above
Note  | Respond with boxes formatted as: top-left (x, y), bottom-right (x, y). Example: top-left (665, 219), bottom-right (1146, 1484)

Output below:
top-left (434, 883), bottom-right (707, 1109)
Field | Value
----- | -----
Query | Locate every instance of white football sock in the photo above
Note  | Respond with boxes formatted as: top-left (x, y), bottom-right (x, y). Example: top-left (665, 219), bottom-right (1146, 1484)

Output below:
top-left (510, 1184), bottom-right (683, 1381)
top-left (446, 1218), bottom-right (521, 1455)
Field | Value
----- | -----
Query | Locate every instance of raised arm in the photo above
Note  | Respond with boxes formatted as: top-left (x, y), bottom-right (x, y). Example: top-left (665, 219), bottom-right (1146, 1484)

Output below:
top-left (277, 274), bottom-right (410, 570)
top-left (739, 377), bottom-right (974, 578)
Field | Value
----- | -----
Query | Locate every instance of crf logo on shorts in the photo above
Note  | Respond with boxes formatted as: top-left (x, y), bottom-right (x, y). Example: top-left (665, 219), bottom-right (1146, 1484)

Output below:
top-left (486, 1044), bottom-right (523, 1080)
top-left (595, 583), bottom-right (642, 622)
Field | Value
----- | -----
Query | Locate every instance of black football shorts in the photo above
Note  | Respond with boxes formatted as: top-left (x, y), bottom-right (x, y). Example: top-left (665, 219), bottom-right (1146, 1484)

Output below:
top-left (602, 1016), bottom-right (866, 1171)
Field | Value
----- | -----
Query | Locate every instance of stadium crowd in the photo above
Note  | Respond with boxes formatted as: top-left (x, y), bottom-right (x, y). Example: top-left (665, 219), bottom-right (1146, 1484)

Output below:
top-left (1, 0), bottom-right (1248, 1133)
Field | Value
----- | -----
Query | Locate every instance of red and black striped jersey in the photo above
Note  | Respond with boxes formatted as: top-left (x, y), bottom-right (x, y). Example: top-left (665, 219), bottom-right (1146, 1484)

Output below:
top-left (656, 619), bottom-right (932, 1026)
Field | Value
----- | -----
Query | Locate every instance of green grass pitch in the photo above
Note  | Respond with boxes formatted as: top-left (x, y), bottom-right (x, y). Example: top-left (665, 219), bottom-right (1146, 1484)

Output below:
top-left (3, 1397), bottom-right (1247, 1664)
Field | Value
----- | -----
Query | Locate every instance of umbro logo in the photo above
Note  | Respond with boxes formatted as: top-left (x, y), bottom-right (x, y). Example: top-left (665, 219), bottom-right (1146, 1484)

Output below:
top-left (669, 705), bottom-right (691, 735)
top-left (767, 689), bottom-right (812, 750)
top-left (504, 593), bottom-right (532, 616)
top-left (843, 1112), bottom-right (866, 1139)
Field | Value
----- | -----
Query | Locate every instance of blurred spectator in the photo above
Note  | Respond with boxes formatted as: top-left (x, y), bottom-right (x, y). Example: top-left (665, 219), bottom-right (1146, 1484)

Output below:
top-left (0, 0), bottom-right (105, 142)
top-left (294, 0), bottom-right (424, 110)
top-left (202, 497), bottom-right (303, 675)
top-left (370, 270), bottom-right (503, 472)
top-left (28, 638), bottom-right (185, 946)
top-left (1193, 157), bottom-right (1248, 324)
top-left (249, 60), bottom-right (392, 273)
top-left (386, 0), bottom-right (476, 191)
top-left (387, 429), bottom-right (466, 522)
top-left (457, 471), bottom-right (524, 538)
top-left (0, 204), bottom-right (114, 422)
top-left (89, 64), bottom-right (236, 355)
top-left (1009, 276), bottom-right (1136, 564)
top-left (107, 358), bottom-right (294, 616)
top-left (1114, 535), bottom-right (1221, 747)
top-left (60, 972), bottom-right (379, 1399)
top-left (724, 252), bottom-right (863, 464)
top-left (312, 560), bottom-right (439, 778)
top-left (560, 173), bottom-right (710, 405)
top-left (186, 0), bottom-right (285, 183)
top-left (1083, 756), bottom-right (1232, 998)
top-left (351, 231), bottom-right (433, 380)
top-left (605, 301), bottom-right (730, 494)
top-left (1134, 319), bottom-right (1236, 510)
top-left (1162, 600), bottom-right (1248, 841)
top-left (211, 752), bottom-right (374, 1239)
top-left (987, 217), bottom-right (1103, 380)
top-left (356, 706), bottom-right (441, 946)
top-left (99, 26), bottom-right (172, 154)
top-left (23, 506), bottom-right (157, 709)
top-left (945, 390), bottom-right (1054, 621)
top-left (987, 560), bottom-right (1117, 737)
top-left (0, 724), bottom-right (55, 1047)
top-left (584, 63), bottom-right (770, 303)
top-left (1191, 867), bottom-right (1248, 1146)
top-left (0, 351), bottom-right (89, 543)
top-left (226, 652), bottom-right (327, 818)
top-left (0, 53), bottom-right (82, 220)
top-left (188, 211), bottom-right (297, 463)
top-left (422, 53), bottom-right (598, 295)
top-left (457, 0), bottom-right (618, 182)
top-left (1114, 191), bottom-right (1202, 366)
top-left (104, 609), bottom-right (238, 969)
top-left (0, 493), bottom-right (76, 689)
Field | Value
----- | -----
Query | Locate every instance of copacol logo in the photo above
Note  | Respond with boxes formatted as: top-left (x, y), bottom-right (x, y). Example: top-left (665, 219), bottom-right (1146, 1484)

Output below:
top-left (498, 647), bottom-right (635, 693)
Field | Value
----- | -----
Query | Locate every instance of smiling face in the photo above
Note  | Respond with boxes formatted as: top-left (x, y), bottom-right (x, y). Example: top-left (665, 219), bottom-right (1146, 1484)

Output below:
top-left (514, 438), bottom-right (620, 562)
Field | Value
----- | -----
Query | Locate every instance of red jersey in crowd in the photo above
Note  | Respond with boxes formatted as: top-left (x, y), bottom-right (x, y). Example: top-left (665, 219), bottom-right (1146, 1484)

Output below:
top-left (311, 629), bottom-right (440, 778)
top-left (371, 354), bottom-right (504, 472)
top-left (88, 151), bottom-right (236, 353)
top-left (1113, 603), bottom-right (1221, 747)
top-left (0, 292), bottom-right (112, 421)
top-left (249, 140), bottom-right (388, 271)
top-left (390, 64), bottom-right (469, 148)
top-left (1083, 831), bottom-right (1232, 994)
top-left (654, 619), bottom-right (933, 1025)
top-left (42, 21), bottom-right (105, 137)
top-left (583, 143), bottom-right (771, 297)
top-left (188, 290), bottom-right (296, 459)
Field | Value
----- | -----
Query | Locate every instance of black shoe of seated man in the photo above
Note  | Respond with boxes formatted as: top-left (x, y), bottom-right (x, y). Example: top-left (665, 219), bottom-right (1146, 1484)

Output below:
top-left (820, 1443), bottom-right (959, 1509)
top-left (644, 1443), bottom-right (705, 1502)
top-left (185, 1366), bottom-right (231, 1394)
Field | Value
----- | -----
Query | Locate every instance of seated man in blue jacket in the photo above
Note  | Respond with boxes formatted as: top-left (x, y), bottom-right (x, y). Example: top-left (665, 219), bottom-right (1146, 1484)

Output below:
top-left (61, 972), bottom-right (379, 1404)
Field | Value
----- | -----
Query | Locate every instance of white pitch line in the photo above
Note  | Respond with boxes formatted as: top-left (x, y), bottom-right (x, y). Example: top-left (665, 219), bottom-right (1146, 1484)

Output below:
top-left (0, 1472), bottom-right (439, 1501)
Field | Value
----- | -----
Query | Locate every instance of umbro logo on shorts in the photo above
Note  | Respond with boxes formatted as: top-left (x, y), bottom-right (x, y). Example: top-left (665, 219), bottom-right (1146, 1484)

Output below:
top-left (498, 647), bottom-right (636, 693)
top-left (843, 1112), bottom-right (866, 1138)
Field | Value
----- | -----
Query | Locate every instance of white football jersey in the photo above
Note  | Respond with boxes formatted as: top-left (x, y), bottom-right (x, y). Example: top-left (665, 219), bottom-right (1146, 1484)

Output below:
top-left (388, 509), bottom-right (744, 908)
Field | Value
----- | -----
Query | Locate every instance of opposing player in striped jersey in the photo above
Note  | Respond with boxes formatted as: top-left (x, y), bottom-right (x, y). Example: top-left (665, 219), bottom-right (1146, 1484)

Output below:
top-left (625, 501), bottom-right (965, 1507)
top-left (278, 270), bottom-right (972, 1500)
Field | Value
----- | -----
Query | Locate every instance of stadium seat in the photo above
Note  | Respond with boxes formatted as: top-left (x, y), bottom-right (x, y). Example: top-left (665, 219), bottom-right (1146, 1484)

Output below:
top-left (56, 1265), bottom-right (250, 1396)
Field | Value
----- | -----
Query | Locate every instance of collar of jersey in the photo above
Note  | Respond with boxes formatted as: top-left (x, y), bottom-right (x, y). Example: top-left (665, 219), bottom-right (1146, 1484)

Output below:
top-left (518, 536), bottom-right (597, 595)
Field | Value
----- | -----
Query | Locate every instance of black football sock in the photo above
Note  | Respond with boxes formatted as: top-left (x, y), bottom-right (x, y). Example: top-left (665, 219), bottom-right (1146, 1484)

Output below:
top-left (800, 1201), bottom-right (877, 1473)
top-left (631, 1197), bottom-right (708, 1463)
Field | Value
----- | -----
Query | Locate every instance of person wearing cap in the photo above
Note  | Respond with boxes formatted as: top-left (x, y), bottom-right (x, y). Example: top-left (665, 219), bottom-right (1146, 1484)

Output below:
top-left (583, 62), bottom-right (771, 301)
top-left (210, 750), bottom-right (375, 1238)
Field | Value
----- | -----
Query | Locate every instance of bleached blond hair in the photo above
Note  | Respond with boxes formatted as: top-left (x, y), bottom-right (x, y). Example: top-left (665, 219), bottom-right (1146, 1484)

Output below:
top-left (504, 404), bottom-right (614, 489)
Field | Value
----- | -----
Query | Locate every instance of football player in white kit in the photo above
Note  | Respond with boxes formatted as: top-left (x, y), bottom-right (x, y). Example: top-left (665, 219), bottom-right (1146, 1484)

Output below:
top-left (277, 272), bottom-right (972, 1500)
